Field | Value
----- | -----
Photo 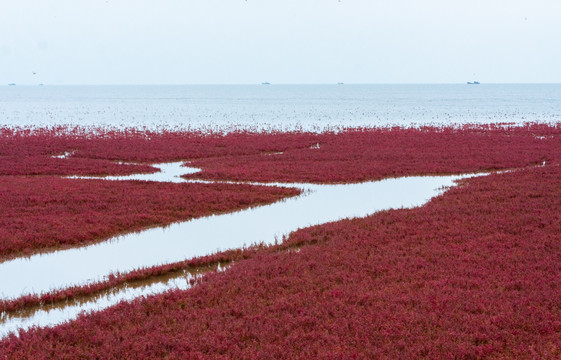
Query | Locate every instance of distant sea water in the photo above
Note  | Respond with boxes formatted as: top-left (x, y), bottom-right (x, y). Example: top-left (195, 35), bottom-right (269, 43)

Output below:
top-left (1, 84), bottom-right (560, 131)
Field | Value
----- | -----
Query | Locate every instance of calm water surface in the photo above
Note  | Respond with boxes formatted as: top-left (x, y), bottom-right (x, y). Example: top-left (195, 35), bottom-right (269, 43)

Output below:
top-left (1, 84), bottom-right (560, 130)
top-left (0, 162), bottom-right (487, 337)
top-left (0, 163), bottom-right (477, 300)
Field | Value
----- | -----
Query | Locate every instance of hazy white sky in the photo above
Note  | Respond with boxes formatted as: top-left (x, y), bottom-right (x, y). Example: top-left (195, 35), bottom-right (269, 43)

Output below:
top-left (1, 0), bottom-right (560, 85)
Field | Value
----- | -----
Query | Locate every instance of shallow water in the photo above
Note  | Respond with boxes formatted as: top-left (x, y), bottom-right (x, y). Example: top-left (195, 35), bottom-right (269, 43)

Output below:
top-left (2, 84), bottom-right (561, 130)
top-left (0, 162), bottom-right (475, 300)
top-left (69, 162), bottom-right (201, 183)
top-left (0, 162), bottom-right (484, 338)
top-left (0, 265), bottom-right (227, 337)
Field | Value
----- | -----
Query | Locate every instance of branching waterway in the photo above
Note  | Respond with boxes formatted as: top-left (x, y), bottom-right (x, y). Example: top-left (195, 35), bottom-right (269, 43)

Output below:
top-left (0, 162), bottom-right (485, 337)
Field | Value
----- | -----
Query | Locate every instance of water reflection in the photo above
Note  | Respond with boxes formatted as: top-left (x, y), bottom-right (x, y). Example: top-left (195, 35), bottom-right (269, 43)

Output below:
top-left (0, 264), bottom-right (227, 337)
top-left (0, 161), bottom-right (484, 337)
top-left (0, 162), bottom-right (474, 300)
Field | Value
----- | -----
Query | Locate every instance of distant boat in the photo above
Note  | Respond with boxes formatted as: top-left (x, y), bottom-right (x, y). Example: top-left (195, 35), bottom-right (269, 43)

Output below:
top-left (467, 81), bottom-right (480, 85)
top-left (8, 83), bottom-right (16, 86)
top-left (38, 83), bottom-right (44, 86)
top-left (261, 82), bottom-right (271, 85)
top-left (337, 82), bottom-right (344, 85)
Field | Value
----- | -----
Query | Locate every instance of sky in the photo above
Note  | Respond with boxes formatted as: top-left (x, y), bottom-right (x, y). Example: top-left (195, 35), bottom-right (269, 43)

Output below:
top-left (1, 0), bottom-right (560, 85)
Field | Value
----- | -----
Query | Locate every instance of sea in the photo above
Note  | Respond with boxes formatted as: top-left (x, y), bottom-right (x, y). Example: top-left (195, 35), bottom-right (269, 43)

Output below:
top-left (1, 84), bottom-right (560, 130)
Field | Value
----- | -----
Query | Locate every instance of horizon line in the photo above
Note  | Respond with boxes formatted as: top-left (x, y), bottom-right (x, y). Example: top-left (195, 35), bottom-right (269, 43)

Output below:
top-left (5, 82), bottom-right (561, 86)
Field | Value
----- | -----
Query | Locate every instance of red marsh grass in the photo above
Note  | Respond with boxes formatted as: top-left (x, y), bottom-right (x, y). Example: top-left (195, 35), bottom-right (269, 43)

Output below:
top-left (3, 163), bottom-right (561, 358)
top-left (0, 177), bottom-right (300, 260)
top-left (1, 124), bottom-right (561, 358)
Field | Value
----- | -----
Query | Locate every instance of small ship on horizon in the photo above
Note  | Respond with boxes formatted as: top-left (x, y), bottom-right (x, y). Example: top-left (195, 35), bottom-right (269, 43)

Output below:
top-left (467, 81), bottom-right (480, 85)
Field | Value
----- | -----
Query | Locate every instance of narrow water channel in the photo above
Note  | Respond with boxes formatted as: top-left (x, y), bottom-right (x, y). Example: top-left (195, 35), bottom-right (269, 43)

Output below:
top-left (0, 264), bottom-right (227, 337)
top-left (0, 162), bottom-right (482, 337)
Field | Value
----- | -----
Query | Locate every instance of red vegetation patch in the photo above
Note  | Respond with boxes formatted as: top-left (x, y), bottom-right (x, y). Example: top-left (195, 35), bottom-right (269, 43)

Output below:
top-left (185, 124), bottom-right (561, 183)
top-left (0, 126), bottom-right (317, 176)
top-left (2, 124), bottom-right (561, 358)
top-left (0, 128), bottom-right (157, 176)
top-left (0, 156), bottom-right (157, 177)
top-left (0, 245), bottom-right (265, 314)
top-left (0, 177), bottom-right (299, 260)
top-left (2, 124), bottom-right (561, 182)
top-left (3, 165), bottom-right (561, 358)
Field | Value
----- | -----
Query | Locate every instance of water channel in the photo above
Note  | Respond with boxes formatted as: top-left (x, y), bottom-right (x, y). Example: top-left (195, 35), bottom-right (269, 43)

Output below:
top-left (0, 162), bottom-right (483, 337)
